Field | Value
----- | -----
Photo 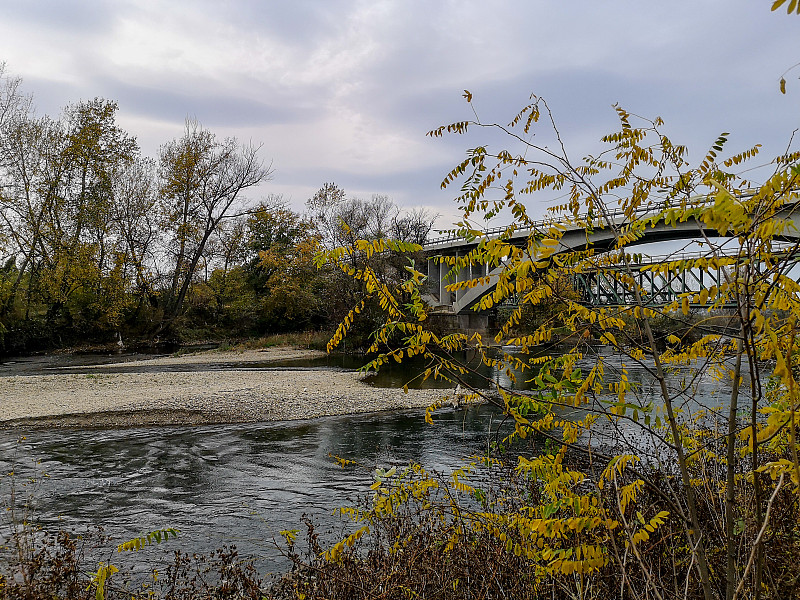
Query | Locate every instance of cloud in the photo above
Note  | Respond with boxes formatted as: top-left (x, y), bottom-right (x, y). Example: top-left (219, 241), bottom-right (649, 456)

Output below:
top-left (2, 0), bottom-right (115, 35)
top-left (96, 77), bottom-right (314, 127)
top-left (0, 0), bottom-right (798, 225)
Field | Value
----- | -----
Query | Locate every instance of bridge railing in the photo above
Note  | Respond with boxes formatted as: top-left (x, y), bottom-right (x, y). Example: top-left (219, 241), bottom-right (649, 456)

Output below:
top-left (422, 200), bottom-right (698, 248)
top-left (422, 191), bottom-right (773, 249)
top-left (587, 243), bottom-right (800, 269)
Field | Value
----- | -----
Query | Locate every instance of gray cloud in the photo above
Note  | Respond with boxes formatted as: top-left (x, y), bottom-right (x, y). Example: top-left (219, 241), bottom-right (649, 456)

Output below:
top-left (2, 0), bottom-right (115, 34)
top-left (95, 76), bottom-right (316, 127)
top-left (1, 0), bottom-right (798, 221)
top-left (222, 0), bottom-right (359, 45)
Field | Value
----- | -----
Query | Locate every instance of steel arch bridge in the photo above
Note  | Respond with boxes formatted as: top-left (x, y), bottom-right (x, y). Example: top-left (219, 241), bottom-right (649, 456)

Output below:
top-left (422, 200), bottom-right (800, 314)
top-left (571, 253), bottom-right (756, 307)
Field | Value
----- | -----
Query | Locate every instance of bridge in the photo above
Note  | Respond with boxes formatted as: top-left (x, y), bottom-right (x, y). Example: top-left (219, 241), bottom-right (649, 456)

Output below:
top-left (571, 251), bottom-right (759, 307)
top-left (421, 200), bottom-right (800, 319)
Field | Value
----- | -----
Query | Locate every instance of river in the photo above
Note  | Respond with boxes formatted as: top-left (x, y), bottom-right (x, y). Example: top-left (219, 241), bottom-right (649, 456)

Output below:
top-left (0, 350), bottom-right (512, 573)
top-left (0, 346), bottom-right (740, 575)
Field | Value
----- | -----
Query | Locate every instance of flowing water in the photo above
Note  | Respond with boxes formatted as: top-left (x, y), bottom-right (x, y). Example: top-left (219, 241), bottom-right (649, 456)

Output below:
top-left (0, 346), bottom-right (741, 573)
top-left (0, 403), bottom-right (511, 572)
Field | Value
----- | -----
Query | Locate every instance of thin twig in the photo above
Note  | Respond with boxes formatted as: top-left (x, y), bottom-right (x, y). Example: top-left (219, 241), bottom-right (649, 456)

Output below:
top-left (732, 472), bottom-right (785, 600)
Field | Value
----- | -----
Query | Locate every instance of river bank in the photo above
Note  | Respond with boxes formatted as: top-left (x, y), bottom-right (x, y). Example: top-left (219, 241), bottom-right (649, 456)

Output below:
top-left (0, 347), bottom-right (450, 428)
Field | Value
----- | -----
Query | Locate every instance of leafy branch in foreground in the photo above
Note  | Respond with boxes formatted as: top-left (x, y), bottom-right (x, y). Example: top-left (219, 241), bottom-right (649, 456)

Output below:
top-left (316, 93), bottom-right (800, 599)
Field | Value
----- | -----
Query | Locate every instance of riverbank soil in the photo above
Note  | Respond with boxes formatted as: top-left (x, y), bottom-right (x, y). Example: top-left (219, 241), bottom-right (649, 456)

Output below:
top-left (0, 347), bottom-right (448, 428)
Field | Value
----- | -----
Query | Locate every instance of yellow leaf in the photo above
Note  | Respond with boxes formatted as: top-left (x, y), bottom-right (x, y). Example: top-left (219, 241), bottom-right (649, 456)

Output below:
top-left (602, 332), bottom-right (618, 346)
top-left (774, 350), bottom-right (790, 379)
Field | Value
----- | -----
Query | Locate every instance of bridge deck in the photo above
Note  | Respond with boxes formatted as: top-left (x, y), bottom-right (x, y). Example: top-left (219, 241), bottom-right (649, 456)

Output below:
top-left (422, 199), bottom-right (800, 313)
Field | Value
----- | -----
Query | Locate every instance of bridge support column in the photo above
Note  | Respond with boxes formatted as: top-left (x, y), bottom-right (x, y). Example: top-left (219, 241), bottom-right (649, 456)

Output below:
top-left (455, 252), bottom-right (471, 304)
top-left (440, 259), bottom-right (449, 306)
top-left (426, 256), bottom-right (441, 304)
top-left (458, 313), bottom-right (489, 332)
top-left (424, 255), bottom-right (457, 309)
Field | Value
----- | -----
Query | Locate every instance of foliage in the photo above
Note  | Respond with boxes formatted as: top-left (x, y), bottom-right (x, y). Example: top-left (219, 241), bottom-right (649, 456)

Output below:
top-left (0, 66), bottom-right (435, 352)
top-left (307, 183), bottom-right (437, 349)
top-left (317, 92), bottom-right (800, 599)
top-left (0, 526), bottom-right (272, 600)
top-left (225, 329), bottom-right (334, 351)
top-left (116, 528), bottom-right (179, 553)
top-left (771, 0), bottom-right (800, 15)
top-left (508, 271), bottom-right (579, 335)
top-left (772, 1), bottom-right (800, 94)
top-left (282, 450), bottom-right (800, 599)
top-left (248, 200), bottom-right (325, 332)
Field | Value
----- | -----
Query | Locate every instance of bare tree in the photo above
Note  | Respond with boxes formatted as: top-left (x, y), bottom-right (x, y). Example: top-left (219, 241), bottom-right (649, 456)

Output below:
top-left (112, 156), bottom-right (160, 306)
top-left (391, 206), bottom-right (438, 245)
top-left (306, 183), bottom-right (437, 339)
top-left (158, 119), bottom-right (272, 331)
top-left (0, 62), bottom-right (31, 134)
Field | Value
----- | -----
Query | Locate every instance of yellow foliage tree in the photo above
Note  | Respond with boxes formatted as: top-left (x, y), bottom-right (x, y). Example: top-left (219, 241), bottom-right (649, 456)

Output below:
top-left (319, 92), bottom-right (800, 599)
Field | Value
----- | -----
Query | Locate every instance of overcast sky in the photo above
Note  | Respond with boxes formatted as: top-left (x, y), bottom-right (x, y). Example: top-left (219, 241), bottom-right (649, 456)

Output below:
top-left (0, 1), bottom-right (797, 227)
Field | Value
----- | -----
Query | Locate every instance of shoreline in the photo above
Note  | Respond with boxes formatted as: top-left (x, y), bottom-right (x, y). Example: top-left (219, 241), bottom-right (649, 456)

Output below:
top-left (0, 346), bottom-right (452, 429)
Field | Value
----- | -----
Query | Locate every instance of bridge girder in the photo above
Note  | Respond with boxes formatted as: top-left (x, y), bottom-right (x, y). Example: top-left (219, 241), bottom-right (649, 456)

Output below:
top-left (422, 203), bottom-right (800, 314)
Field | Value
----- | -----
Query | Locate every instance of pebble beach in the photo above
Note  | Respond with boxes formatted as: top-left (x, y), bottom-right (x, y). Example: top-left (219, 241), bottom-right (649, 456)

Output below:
top-left (0, 347), bottom-right (450, 428)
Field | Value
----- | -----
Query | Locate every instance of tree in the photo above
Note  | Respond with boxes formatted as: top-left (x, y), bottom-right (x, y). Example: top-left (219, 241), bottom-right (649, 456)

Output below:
top-left (41, 99), bottom-right (139, 329)
top-left (0, 70), bottom-right (280, 348)
top-left (0, 63), bottom-right (31, 148)
top-left (111, 156), bottom-right (160, 322)
top-left (306, 182), bottom-right (346, 250)
top-left (308, 183), bottom-right (435, 251)
top-left (245, 200), bottom-right (323, 332)
top-left (157, 119), bottom-right (272, 333)
top-left (0, 97), bottom-right (139, 333)
top-left (308, 184), bottom-right (437, 344)
top-left (193, 215), bottom-right (252, 330)
top-left (0, 65), bottom-right (37, 316)
top-left (0, 114), bottom-right (55, 317)
top-left (320, 93), bottom-right (800, 599)
top-left (246, 196), bottom-right (313, 267)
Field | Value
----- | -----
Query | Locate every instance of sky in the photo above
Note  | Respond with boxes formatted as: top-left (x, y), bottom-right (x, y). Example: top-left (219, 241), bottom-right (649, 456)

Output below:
top-left (0, 0), bottom-right (797, 229)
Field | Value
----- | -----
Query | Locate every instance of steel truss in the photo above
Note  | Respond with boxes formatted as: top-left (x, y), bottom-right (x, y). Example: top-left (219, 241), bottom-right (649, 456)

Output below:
top-left (573, 262), bottom-right (743, 307)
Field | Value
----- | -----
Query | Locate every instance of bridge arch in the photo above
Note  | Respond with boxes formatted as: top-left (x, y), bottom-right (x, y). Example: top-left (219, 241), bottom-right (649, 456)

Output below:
top-left (423, 203), bottom-right (800, 314)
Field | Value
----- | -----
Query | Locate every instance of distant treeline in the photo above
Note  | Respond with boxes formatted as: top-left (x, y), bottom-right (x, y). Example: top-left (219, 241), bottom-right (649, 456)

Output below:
top-left (0, 65), bottom-right (435, 354)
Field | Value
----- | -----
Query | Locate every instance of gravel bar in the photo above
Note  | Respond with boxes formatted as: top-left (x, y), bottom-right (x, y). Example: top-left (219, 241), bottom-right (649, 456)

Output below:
top-left (0, 348), bottom-right (450, 428)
